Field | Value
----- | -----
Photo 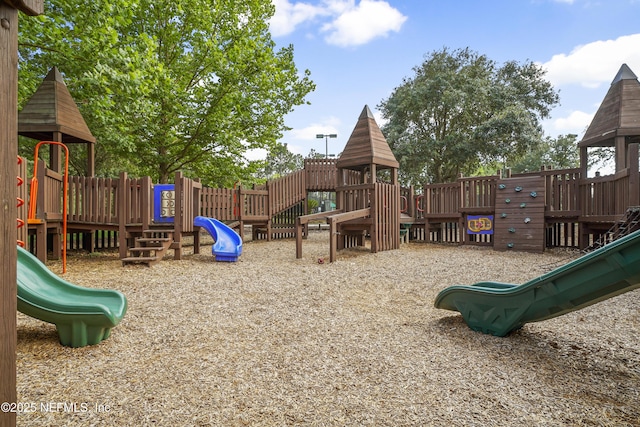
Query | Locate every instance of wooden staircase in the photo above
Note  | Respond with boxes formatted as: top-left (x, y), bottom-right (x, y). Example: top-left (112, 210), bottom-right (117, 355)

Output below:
top-left (584, 207), bottom-right (640, 252)
top-left (121, 229), bottom-right (176, 266)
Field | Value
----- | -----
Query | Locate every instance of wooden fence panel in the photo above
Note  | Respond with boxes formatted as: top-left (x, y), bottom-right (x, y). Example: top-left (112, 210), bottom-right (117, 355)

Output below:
top-left (201, 187), bottom-right (238, 221)
top-left (579, 171), bottom-right (629, 218)
top-left (305, 158), bottom-right (337, 191)
top-left (459, 176), bottom-right (497, 210)
top-left (374, 182), bottom-right (400, 252)
top-left (240, 188), bottom-right (269, 220)
top-left (424, 182), bottom-right (460, 215)
top-left (269, 169), bottom-right (306, 215)
top-left (68, 176), bottom-right (119, 225)
top-left (337, 183), bottom-right (372, 212)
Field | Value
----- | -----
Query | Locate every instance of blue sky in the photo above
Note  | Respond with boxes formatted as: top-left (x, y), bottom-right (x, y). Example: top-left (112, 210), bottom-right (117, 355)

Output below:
top-left (252, 0), bottom-right (640, 161)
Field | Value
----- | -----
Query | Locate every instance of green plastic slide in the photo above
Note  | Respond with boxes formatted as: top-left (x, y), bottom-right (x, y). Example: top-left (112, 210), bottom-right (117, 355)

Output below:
top-left (17, 246), bottom-right (127, 347)
top-left (434, 229), bottom-right (640, 336)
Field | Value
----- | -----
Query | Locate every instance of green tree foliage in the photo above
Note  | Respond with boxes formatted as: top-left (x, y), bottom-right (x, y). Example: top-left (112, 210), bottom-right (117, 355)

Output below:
top-left (257, 143), bottom-right (304, 179)
top-left (306, 149), bottom-right (325, 159)
top-left (510, 134), bottom-right (579, 173)
top-left (378, 47), bottom-right (559, 185)
top-left (18, 0), bottom-right (315, 185)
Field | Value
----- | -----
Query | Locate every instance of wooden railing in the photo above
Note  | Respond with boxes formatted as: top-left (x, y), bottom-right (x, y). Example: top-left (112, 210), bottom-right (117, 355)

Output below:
top-left (200, 187), bottom-right (237, 221)
top-left (424, 182), bottom-right (460, 216)
top-left (514, 168), bottom-right (581, 215)
top-left (459, 176), bottom-right (497, 211)
top-left (542, 168), bottom-right (581, 215)
top-left (239, 187), bottom-right (269, 221)
top-left (305, 158), bottom-right (337, 191)
top-left (68, 176), bottom-right (119, 224)
top-left (336, 183), bottom-right (372, 212)
top-left (579, 170), bottom-right (630, 218)
top-left (269, 169), bottom-right (306, 216)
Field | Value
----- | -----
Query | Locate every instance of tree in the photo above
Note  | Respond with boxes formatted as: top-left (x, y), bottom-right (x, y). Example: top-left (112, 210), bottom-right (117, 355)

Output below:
top-left (257, 143), bottom-right (304, 179)
top-left (306, 149), bottom-right (325, 159)
top-left (18, 0), bottom-right (315, 185)
top-left (378, 47), bottom-right (559, 185)
top-left (510, 134), bottom-right (579, 173)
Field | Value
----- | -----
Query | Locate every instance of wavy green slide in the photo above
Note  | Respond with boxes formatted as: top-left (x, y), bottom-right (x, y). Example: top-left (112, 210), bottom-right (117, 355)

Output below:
top-left (17, 246), bottom-right (127, 347)
top-left (435, 229), bottom-right (640, 336)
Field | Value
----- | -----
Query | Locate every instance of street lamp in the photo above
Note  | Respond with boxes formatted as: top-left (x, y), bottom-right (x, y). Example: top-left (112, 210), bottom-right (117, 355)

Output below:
top-left (316, 133), bottom-right (337, 159)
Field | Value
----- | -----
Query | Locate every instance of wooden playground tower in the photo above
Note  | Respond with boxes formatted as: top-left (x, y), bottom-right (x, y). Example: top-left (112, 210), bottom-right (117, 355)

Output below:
top-left (296, 105), bottom-right (400, 262)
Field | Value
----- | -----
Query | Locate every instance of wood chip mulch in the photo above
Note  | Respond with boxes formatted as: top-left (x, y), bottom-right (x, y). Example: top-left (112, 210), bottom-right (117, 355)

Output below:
top-left (14, 231), bottom-right (640, 426)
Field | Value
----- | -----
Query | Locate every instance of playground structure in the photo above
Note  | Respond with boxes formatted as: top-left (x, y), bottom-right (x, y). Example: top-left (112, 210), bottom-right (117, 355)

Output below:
top-left (14, 64), bottom-right (640, 264)
top-left (297, 106), bottom-right (400, 262)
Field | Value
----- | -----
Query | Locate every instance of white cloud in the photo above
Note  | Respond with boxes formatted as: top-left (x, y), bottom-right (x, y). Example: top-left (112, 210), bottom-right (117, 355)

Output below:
top-left (290, 117), bottom-right (341, 141)
top-left (269, 0), bottom-right (325, 37)
top-left (270, 0), bottom-right (407, 47)
top-left (546, 110), bottom-right (594, 136)
top-left (541, 33), bottom-right (640, 88)
top-left (321, 0), bottom-right (407, 47)
top-left (244, 148), bottom-right (269, 161)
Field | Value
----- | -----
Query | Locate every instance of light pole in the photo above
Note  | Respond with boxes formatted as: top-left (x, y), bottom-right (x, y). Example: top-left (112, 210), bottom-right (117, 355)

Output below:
top-left (316, 133), bottom-right (337, 159)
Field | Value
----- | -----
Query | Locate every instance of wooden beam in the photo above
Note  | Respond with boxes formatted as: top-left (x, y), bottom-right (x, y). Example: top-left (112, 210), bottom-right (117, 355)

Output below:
top-left (326, 208), bottom-right (370, 224)
top-left (2, 0), bottom-right (42, 15)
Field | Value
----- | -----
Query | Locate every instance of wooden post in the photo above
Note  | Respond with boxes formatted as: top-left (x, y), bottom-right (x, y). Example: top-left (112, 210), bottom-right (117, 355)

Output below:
top-left (87, 141), bottom-right (95, 176)
top-left (1, 2), bottom-right (43, 426)
top-left (629, 143), bottom-right (639, 206)
top-left (615, 136), bottom-right (626, 173)
top-left (0, 7), bottom-right (18, 426)
top-left (49, 130), bottom-right (62, 172)
top-left (117, 171), bottom-right (128, 259)
top-left (579, 145), bottom-right (588, 176)
top-left (173, 171), bottom-right (183, 260)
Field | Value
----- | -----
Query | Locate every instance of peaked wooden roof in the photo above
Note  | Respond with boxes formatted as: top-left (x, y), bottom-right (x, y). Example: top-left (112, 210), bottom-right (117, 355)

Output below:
top-left (579, 63), bottom-right (640, 147)
top-left (18, 67), bottom-right (96, 144)
top-left (336, 105), bottom-right (399, 170)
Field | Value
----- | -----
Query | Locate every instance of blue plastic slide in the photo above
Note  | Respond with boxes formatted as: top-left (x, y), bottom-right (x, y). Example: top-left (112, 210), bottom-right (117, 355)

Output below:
top-left (17, 246), bottom-right (127, 347)
top-left (194, 216), bottom-right (243, 262)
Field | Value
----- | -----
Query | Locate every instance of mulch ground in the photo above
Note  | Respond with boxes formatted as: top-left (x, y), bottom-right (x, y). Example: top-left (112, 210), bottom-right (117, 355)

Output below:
top-left (14, 231), bottom-right (640, 426)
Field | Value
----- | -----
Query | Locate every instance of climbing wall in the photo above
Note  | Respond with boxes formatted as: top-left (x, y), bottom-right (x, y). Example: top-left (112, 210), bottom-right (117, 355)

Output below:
top-left (494, 176), bottom-right (545, 253)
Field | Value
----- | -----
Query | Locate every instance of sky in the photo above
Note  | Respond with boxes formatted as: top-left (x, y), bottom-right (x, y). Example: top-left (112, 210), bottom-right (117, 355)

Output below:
top-left (249, 0), bottom-right (640, 162)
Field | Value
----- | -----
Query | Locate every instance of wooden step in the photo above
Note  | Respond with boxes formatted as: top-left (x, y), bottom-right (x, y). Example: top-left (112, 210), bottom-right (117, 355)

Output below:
top-left (143, 229), bottom-right (174, 235)
top-left (121, 256), bottom-right (160, 266)
top-left (128, 246), bottom-right (164, 253)
top-left (136, 237), bottom-right (171, 244)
